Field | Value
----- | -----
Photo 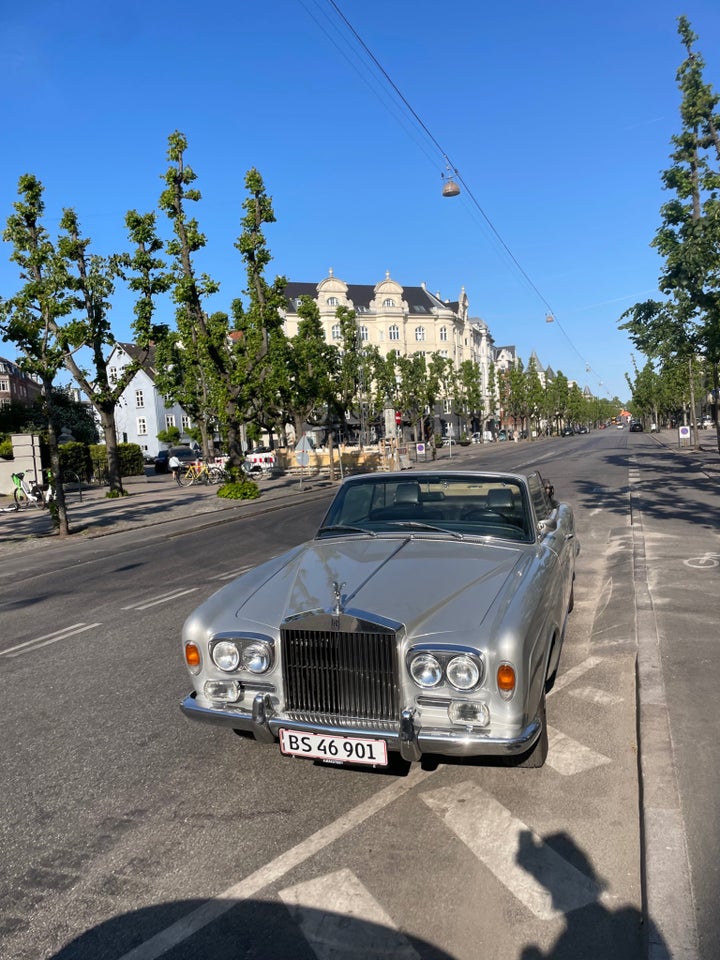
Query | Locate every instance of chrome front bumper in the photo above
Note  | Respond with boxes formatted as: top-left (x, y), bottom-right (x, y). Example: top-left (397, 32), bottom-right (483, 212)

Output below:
top-left (180, 691), bottom-right (542, 762)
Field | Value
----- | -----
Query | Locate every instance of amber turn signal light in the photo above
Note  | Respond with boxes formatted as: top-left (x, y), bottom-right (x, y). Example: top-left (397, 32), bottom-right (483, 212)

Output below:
top-left (497, 663), bottom-right (516, 692)
top-left (185, 643), bottom-right (201, 668)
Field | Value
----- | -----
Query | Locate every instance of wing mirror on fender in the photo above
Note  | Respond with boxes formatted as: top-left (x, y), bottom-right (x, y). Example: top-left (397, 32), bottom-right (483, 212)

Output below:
top-left (538, 517), bottom-right (558, 534)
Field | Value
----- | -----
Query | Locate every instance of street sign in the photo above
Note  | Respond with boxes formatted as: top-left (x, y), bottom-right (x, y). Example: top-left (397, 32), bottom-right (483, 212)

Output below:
top-left (295, 435), bottom-right (313, 452)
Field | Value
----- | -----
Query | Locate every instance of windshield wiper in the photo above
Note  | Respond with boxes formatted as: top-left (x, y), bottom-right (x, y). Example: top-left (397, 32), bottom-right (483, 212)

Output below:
top-left (317, 524), bottom-right (377, 538)
top-left (384, 521), bottom-right (464, 540)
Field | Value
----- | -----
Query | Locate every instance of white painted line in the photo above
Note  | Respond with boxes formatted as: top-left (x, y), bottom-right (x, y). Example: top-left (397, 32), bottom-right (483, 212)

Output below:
top-left (121, 588), bottom-right (199, 611)
top-left (548, 655), bottom-right (603, 696)
top-left (280, 868), bottom-right (420, 960)
top-left (116, 766), bottom-right (434, 960)
top-left (546, 728), bottom-right (612, 776)
top-left (568, 685), bottom-right (623, 706)
top-left (210, 565), bottom-right (254, 581)
top-left (0, 622), bottom-right (102, 658)
top-left (422, 782), bottom-right (609, 920)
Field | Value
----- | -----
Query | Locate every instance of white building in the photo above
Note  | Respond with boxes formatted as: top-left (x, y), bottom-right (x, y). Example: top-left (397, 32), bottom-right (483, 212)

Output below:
top-left (108, 343), bottom-right (193, 458)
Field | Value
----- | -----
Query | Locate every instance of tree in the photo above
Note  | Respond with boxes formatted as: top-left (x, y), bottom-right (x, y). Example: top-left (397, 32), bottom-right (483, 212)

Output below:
top-left (159, 134), bottom-right (287, 476)
top-left (56, 208), bottom-right (170, 494)
top-left (281, 295), bottom-right (336, 440)
top-left (0, 174), bottom-right (72, 534)
top-left (620, 17), bottom-right (720, 451)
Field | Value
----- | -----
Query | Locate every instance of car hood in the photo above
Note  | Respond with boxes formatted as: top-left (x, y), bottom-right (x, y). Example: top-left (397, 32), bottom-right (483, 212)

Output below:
top-left (228, 536), bottom-right (531, 640)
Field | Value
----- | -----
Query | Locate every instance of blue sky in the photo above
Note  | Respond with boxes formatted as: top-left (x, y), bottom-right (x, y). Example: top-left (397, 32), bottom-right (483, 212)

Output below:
top-left (2, 0), bottom-right (719, 402)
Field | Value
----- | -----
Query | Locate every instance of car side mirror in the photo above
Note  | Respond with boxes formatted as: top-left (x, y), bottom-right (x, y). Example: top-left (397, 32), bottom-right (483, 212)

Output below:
top-left (538, 517), bottom-right (558, 534)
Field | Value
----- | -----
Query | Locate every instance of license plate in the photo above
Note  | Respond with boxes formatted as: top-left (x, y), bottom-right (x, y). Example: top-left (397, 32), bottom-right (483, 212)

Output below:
top-left (279, 729), bottom-right (388, 766)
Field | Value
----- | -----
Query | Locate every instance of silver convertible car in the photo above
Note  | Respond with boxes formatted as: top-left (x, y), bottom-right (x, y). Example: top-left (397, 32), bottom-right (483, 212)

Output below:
top-left (181, 470), bottom-right (579, 768)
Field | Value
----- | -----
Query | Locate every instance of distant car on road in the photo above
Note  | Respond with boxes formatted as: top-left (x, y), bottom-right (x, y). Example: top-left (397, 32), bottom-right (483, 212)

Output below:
top-left (154, 447), bottom-right (197, 474)
top-left (561, 426), bottom-right (574, 437)
top-left (180, 468), bottom-right (579, 769)
top-left (629, 422), bottom-right (643, 432)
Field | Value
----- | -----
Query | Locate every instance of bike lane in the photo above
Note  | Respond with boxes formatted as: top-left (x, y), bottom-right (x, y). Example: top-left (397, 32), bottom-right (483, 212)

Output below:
top-left (631, 436), bottom-right (720, 960)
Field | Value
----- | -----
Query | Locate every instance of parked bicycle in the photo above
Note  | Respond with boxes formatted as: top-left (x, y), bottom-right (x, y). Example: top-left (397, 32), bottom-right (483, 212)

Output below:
top-left (10, 470), bottom-right (55, 510)
top-left (175, 460), bottom-right (229, 487)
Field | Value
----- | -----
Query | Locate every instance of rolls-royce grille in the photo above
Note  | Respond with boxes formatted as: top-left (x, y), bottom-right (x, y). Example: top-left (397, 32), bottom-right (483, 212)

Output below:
top-left (281, 625), bottom-right (399, 723)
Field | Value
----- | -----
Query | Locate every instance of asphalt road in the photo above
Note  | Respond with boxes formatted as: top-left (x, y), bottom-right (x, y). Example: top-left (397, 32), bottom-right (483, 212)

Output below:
top-left (0, 431), bottom-right (715, 960)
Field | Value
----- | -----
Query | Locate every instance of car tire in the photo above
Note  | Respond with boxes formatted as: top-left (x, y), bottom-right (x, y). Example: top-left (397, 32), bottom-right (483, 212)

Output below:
top-left (516, 696), bottom-right (548, 768)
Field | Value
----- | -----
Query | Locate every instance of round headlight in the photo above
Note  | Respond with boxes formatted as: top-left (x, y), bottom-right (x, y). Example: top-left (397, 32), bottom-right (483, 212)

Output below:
top-left (212, 640), bottom-right (240, 672)
top-left (409, 653), bottom-right (443, 688)
top-left (241, 640), bottom-right (271, 674)
top-left (446, 655), bottom-right (480, 690)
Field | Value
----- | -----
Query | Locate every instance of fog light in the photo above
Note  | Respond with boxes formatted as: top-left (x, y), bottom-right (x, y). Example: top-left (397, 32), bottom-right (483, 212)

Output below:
top-left (204, 680), bottom-right (241, 703)
top-left (448, 701), bottom-right (490, 727)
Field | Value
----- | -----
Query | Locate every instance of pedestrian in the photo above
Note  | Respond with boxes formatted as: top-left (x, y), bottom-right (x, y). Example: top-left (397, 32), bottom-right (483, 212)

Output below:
top-left (169, 453), bottom-right (181, 482)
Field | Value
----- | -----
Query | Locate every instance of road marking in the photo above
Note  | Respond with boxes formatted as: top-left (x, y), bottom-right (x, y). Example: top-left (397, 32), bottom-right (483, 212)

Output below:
top-left (116, 766), bottom-right (434, 960)
top-left (279, 868), bottom-right (420, 960)
top-left (422, 782), bottom-right (610, 919)
top-left (568, 685), bottom-right (623, 706)
top-left (548, 655), bottom-right (602, 696)
top-left (0, 622), bottom-right (102, 658)
top-left (121, 588), bottom-right (199, 611)
top-left (210, 564), bottom-right (254, 581)
top-left (546, 728), bottom-right (611, 775)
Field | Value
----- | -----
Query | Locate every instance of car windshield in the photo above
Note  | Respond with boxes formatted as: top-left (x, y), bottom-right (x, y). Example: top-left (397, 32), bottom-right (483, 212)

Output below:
top-left (318, 474), bottom-right (533, 542)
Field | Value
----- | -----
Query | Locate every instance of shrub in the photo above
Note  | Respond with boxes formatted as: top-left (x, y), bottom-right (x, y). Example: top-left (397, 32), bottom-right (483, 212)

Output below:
top-left (217, 478), bottom-right (261, 501)
top-left (59, 442), bottom-right (92, 482)
top-left (88, 442), bottom-right (144, 482)
top-left (0, 437), bottom-right (13, 459)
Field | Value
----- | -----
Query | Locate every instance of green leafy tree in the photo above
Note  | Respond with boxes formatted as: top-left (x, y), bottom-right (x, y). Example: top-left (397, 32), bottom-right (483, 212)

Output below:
top-left (620, 17), bottom-right (720, 450)
top-left (0, 174), bottom-right (72, 533)
top-left (55, 208), bottom-right (170, 494)
top-left (158, 133), bottom-right (287, 474)
top-left (281, 295), bottom-right (336, 440)
top-left (525, 355), bottom-right (545, 438)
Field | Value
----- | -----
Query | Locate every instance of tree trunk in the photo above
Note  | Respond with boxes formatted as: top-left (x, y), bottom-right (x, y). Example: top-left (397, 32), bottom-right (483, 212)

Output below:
top-left (43, 378), bottom-right (70, 537)
top-left (99, 406), bottom-right (125, 493)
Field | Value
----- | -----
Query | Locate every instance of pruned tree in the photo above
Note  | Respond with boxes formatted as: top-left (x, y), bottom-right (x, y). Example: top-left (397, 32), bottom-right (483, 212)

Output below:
top-left (1, 174), bottom-right (72, 533)
top-left (620, 17), bottom-right (720, 450)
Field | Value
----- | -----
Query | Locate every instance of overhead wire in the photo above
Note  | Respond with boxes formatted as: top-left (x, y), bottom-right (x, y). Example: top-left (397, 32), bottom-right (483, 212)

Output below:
top-left (301, 0), bottom-right (610, 395)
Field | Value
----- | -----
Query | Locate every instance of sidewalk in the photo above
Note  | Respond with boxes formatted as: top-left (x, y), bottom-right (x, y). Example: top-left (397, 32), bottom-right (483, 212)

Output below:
top-left (0, 470), bottom-right (336, 555)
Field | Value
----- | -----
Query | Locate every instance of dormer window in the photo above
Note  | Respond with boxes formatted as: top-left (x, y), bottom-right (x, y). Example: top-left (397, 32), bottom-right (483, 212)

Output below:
top-left (383, 298), bottom-right (395, 307)
top-left (327, 296), bottom-right (339, 306)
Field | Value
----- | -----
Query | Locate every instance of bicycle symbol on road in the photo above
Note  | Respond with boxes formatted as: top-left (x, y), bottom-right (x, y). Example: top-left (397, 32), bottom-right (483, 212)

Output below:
top-left (684, 553), bottom-right (720, 569)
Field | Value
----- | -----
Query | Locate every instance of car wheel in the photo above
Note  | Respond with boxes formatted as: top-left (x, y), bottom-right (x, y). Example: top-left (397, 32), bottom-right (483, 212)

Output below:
top-left (516, 696), bottom-right (548, 768)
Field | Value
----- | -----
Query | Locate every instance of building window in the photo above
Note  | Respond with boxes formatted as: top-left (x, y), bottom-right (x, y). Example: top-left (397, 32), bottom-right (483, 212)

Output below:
top-left (331, 324), bottom-right (341, 340)
top-left (359, 325), bottom-right (368, 341)
top-left (327, 296), bottom-right (339, 306)
top-left (109, 367), bottom-right (118, 384)
top-left (439, 326), bottom-right (448, 342)
top-left (439, 350), bottom-right (448, 358)
top-left (182, 415), bottom-right (192, 430)
top-left (0, 379), bottom-right (8, 392)
top-left (165, 415), bottom-right (176, 429)
top-left (415, 326), bottom-right (425, 342)
top-left (443, 399), bottom-right (452, 414)
top-left (137, 417), bottom-right (147, 436)
top-left (383, 298), bottom-right (395, 307)
top-left (135, 389), bottom-right (144, 408)
top-left (389, 325), bottom-right (400, 341)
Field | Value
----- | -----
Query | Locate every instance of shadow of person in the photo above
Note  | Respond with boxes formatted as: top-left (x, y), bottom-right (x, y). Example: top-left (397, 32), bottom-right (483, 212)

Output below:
top-left (516, 830), bottom-right (666, 960)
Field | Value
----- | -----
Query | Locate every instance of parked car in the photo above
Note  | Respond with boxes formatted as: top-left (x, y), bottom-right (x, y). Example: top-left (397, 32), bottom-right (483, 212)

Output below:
top-left (629, 421), bottom-right (643, 432)
top-left (154, 446), bottom-right (197, 474)
top-left (180, 469), bottom-right (579, 769)
top-left (470, 432), bottom-right (484, 443)
top-left (561, 426), bottom-right (574, 437)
